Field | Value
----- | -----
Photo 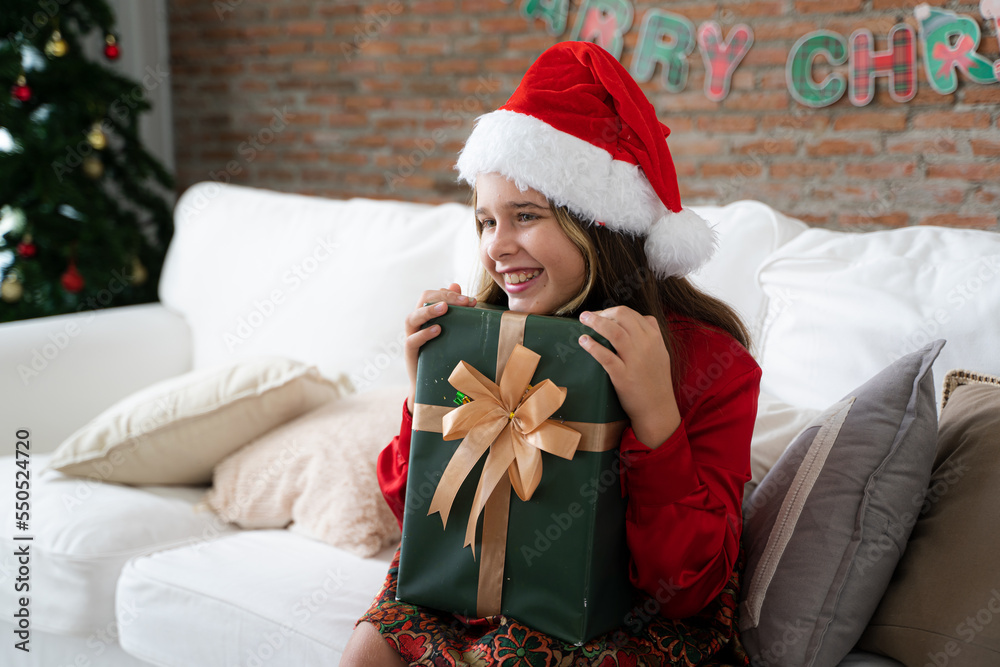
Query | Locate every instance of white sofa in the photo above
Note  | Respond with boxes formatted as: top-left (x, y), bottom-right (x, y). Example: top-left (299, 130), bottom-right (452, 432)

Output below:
top-left (2, 182), bottom-right (999, 666)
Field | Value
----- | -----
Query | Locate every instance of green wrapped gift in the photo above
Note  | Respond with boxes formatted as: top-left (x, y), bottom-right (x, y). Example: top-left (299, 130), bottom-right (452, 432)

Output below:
top-left (396, 304), bottom-right (637, 644)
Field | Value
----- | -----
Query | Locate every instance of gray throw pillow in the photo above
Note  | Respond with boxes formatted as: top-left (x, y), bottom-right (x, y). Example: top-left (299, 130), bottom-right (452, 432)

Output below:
top-left (740, 339), bottom-right (944, 667)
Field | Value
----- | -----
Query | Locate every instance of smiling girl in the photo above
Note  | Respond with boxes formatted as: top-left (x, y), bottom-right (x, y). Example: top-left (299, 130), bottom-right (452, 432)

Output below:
top-left (342, 41), bottom-right (761, 667)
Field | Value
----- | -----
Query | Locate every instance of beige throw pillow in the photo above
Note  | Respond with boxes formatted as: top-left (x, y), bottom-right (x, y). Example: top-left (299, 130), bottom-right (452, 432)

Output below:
top-left (46, 356), bottom-right (343, 485)
top-left (203, 385), bottom-right (406, 557)
top-left (859, 371), bottom-right (1000, 665)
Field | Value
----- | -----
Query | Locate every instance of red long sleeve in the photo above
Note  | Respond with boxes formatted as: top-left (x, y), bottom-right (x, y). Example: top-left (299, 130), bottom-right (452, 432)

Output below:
top-left (620, 318), bottom-right (760, 618)
top-left (377, 400), bottom-right (413, 529)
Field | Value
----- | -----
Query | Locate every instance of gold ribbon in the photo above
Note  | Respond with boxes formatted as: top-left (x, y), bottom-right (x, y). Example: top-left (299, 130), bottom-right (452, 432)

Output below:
top-left (412, 311), bottom-right (627, 616)
top-left (427, 343), bottom-right (582, 550)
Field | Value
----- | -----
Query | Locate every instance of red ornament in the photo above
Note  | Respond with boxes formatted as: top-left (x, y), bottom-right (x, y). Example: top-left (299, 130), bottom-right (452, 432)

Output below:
top-left (16, 241), bottom-right (36, 258)
top-left (61, 261), bottom-right (85, 293)
top-left (11, 75), bottom-right (30, 102)
top-left (104, 34), bottom-right (120, 60)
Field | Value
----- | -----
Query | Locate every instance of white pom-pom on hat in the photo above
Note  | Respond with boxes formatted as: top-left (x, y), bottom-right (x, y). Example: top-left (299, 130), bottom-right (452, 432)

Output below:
top-left (645, 208), bottom-right (718, 279)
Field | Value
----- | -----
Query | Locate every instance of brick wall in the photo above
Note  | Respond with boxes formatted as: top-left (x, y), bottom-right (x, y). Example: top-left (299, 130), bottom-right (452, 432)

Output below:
top-left (168, 0), bottom-right (1000, 230)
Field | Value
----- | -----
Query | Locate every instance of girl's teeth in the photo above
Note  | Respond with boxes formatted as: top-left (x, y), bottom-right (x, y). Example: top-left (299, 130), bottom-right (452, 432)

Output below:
top-left (506, 270), bottom-right (539, 284)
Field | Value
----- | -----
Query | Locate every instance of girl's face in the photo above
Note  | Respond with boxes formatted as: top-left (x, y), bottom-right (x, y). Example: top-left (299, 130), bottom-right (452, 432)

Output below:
top-left (476, 172), bottom-right (587, 315)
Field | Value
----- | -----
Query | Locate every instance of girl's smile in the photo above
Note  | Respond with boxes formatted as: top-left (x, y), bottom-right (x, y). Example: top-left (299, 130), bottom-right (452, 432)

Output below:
top-left (475, 172), bottom-right (586, 315)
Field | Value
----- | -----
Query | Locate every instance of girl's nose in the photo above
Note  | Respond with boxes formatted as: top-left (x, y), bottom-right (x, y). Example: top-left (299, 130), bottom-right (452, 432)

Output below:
top-left (486, 220), bottom-right (517, 260)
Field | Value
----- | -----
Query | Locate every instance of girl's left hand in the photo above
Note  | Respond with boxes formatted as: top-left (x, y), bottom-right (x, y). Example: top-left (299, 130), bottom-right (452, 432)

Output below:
top-left (578, 306), bottom-right (682, 448)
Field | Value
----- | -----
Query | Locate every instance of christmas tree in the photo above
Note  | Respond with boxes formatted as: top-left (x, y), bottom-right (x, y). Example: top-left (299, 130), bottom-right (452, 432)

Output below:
top-left (0, 0), bottom-right (173, 322)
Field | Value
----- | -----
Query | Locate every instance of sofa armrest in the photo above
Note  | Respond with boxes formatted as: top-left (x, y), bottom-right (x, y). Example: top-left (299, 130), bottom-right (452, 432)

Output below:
top-left (0, 303), bottom-right (193, 454)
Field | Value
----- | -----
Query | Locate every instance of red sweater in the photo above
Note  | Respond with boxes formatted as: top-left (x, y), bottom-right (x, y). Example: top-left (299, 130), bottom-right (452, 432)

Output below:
top-left (377, 316), bottom-right (761, 619)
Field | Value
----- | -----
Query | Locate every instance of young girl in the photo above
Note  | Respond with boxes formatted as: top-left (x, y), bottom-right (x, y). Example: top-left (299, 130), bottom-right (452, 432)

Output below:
top-left (342, 41), bottom-right (761, 667)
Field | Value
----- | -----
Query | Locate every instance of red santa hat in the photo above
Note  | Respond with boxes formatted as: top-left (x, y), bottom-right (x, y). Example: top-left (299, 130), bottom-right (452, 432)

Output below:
top-left (456, 40), bottom-right (714, 278)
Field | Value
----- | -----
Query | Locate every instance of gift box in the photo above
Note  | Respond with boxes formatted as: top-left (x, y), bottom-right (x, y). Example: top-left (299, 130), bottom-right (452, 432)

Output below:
top-left (396, 304), bottom-right (637, 644)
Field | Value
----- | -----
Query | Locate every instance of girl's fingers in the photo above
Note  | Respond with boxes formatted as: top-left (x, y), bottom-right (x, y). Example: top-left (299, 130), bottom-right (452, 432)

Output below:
top-left (579, 334), bottom-right (623, 374)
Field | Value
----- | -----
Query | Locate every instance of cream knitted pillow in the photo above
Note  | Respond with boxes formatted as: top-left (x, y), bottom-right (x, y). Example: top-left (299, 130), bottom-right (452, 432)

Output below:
top-left (203, 385), bottom-right (406, 557)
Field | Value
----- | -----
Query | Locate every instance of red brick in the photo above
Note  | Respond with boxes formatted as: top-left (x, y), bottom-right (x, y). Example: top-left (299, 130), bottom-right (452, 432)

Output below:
top-left (410, 0), bottom-right (457, 12)
top-left (913, 111), bottom-right (991, 130)
top-left (404, 40), bottom-right (449, 56)
top-left (730, 2), bottom-right (785, 17)
top-left (270, 6), bottom-right (312, 20)
top-left (506, 33), bottom-right (557, 52)
top-left (838, 212), bottom-right (910, 227)
top-left (701, 162), bottom-right (765, 178)
top-left (327, 113), bottom-right (367, 126)
top-left (382, 60), bottom-right (426, 75)
top-left (698, 115), bottom-right (758, 133)
top-left (871, 0), bottom-right (947, 8)
top-left (476, 16), bottom-right (526, 33)
top-left (669, 137), bottom-right (727, 157)
top-left (761, 113), bottom-right (830, 132)
top-left (770, 162), bottom-right (838, 179)
top-left (886, 136), bottom-right (957, 155)
top-left (927, 163), bottom-right (1000, 181)
top-left (844, 162), bottom-right (918, 179)
top-left (287, 21), bottom-right (328, 37)
top-left (431, 59), bottom-right (479, 75)
top-left (795, 0), bottom-right (862, 12)
top-left (964, 87), bottom-right (1000, 105)
top-left (972, 140), bottom-right (1000, 157)
top-left (733, 138), bottom-right (797, 155)
top-left (806, 139), bottom-right (877, 157)
top-left (920, 213), bottom-right (998, 229)
top-left (975, 188), bottom-right (1000, 205)
top-left (291, 60), bottom-right (331, 75)
top-left (658, 93), bottom-right (720, 113)
top-left (724, 92), bottom-right (789, 111)
top-left (833, 112), bottom-right (907, 132)
top-left (265, 41), bottom-right (308, 56)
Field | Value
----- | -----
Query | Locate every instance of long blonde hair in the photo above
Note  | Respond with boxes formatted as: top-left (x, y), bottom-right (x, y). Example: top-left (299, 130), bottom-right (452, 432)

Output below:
top-left (471, 191), bottom-right (751, 376)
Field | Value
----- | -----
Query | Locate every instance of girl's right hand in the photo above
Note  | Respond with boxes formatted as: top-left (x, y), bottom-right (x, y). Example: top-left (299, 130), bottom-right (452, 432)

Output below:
top-left (404, 283), bottom-right (476, 413)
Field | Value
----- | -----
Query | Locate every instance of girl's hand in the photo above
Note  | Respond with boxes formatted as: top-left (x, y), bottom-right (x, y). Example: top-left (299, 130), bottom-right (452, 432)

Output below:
top-left (578, 306), bottom-right (681, 448)
top-left (404, 283), bottom-right (476, 413)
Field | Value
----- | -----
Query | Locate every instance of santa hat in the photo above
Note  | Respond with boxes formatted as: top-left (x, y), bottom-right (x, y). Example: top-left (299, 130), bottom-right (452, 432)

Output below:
top-left (456, 41), bottom-right (714, 278)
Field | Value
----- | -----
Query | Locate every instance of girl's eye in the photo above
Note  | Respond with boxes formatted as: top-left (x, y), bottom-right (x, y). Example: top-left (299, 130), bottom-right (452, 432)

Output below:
top-left (479, 218), bottom-right (496, 228)
top-left (517, 213), bottom-right (537, 222)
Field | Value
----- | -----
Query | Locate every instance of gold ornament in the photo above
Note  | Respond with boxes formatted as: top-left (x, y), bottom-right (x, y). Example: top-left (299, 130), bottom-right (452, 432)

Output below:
top-left (130, 256), bottom-right (148, 286)
top-left (86, 123), bottom-right (107, 150)
top-left (1, 275), bottom-right (23, 303)
top-left (45, 30), bottom-right (68, 57)
top-left (82, 155), bottom-right (104, 179)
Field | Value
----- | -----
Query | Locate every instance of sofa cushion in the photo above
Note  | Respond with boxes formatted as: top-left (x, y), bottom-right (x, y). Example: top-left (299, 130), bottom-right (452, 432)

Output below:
top-left (858, 372), bottom-right (1000, 665)
top-left (116, 530), bottom-right (395, 666)
top-left (45, 356), bottom-right (340, 486)
top-left (745, 391), bottom-right (821, 501)
top-left (203, 385), bottom-right (405, 557)
top-left (756, 226), bottom-right (1000, 410)
top-left (161, 183), bottom-right (478, 393)
top-left (740, 340), bottom-right (942, 667)
top-left (689, 200), bottom-right (808, 351)
top-left (0, 453), bottom-right (236, 637)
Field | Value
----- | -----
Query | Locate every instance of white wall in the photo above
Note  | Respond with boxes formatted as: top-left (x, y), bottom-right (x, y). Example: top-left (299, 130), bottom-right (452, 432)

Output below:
top-left (102, 0), bottom-right (175, 176)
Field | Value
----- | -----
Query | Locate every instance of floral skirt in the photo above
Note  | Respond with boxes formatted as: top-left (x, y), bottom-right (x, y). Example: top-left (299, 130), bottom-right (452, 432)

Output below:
top-left (358, 549), bottom-right (749, 667)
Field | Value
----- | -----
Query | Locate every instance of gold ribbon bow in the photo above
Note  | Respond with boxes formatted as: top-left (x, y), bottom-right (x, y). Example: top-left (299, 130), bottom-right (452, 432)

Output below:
top-left (427, 343), bottom-right (582, 554)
